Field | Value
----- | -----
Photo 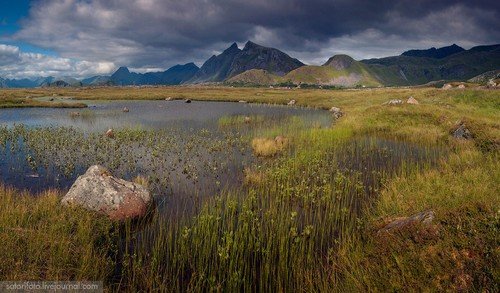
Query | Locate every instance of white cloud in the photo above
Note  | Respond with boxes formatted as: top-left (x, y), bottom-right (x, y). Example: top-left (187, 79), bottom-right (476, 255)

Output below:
top-left (0, 44), bottom-right (21, 66)
top-left (0, 44), bottom-right (116, 79)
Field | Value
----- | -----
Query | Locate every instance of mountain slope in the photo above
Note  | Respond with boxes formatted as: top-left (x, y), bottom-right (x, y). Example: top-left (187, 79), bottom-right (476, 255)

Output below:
top-left (283, 55), bottom-right (381, 87)
top-left (157, 63), bottom-right (199, 84)
top-left (362, 44), bottom-right (500, 85)
top-left (226, 69), bottom-right (282, 85)
top-left (468, 69), bottom-right (500, 84)
top-left (82, 75), bottom-right (112, 86)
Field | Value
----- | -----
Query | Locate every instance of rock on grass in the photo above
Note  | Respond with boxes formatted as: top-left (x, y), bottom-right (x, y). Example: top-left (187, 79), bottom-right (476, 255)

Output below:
top-left (62, 165), bottom-right (151, 220)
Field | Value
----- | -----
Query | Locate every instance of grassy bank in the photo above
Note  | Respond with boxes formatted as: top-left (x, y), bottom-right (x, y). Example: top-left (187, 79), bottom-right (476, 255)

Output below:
top-left (0, 93), bottom-right (87, 108)
top-left (0, 187), bottom-right (115, 281)
top-left (0, 86), bottom-right (498, 291)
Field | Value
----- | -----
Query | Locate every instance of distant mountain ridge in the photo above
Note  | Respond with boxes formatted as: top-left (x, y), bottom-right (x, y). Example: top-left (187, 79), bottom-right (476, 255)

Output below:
top-left (1, 42), bottom-right (499, 88)
top-left (0, 76), bottom-right (54, 88)
top-left (109, 63), bottom-right (199, 86)
top-left (401, 44), bottom-right (465, 59)
top-left (362, 44), bottom-right (500, 85)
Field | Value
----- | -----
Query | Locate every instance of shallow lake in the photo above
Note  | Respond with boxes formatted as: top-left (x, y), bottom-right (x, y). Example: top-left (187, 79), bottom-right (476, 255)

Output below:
top-left (0, 100), bottom-right (332, 215)
top-left (0, 100), bottom-right (331, 131)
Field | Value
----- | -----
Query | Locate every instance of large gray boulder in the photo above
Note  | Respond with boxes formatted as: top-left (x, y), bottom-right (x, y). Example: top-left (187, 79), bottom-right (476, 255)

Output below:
top-left (62, 165), bottom-right (151, 220)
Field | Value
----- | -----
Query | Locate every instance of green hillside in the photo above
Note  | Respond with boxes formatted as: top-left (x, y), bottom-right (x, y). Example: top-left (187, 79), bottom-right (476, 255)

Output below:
top-left (226, 69), bottom-right (283, 85)
top-left (283, 55), bottom-right (382, 87)
top-left (228, 54), bottom-right (382, 87)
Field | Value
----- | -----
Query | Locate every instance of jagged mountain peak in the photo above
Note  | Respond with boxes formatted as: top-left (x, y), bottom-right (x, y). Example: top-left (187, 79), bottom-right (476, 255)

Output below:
top-left (222, 42), bottom-right (241, 54)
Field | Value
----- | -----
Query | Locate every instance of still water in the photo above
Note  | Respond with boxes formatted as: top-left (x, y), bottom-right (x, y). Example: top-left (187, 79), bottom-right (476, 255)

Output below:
top-left (0, 100), bottom-right (332, 214)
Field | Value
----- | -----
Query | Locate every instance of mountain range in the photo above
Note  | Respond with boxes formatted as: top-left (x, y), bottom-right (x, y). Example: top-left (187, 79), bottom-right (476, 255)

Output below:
top-left (1, 41), bottom-right (499, 88)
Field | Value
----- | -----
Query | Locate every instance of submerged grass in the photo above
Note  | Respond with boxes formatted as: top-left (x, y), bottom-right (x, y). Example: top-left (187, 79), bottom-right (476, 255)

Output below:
top-left (0, 86), bottom-right (498, 291)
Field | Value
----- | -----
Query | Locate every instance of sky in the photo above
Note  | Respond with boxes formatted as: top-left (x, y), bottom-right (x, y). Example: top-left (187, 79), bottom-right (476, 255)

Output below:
top-left (0, 0), bottom-right (499, 79)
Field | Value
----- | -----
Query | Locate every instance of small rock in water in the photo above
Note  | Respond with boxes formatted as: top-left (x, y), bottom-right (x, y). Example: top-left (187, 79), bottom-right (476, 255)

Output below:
top-left (185, 99), bottom-right (192, 103)
top-left (123, 107), bottom-right (130, 113)
top-left (287, 99), bottom-right (297, 106)
top-left (61, 165), bottom-right (151, 220)
top-left (329, 107), bottom-right (343, 119)
top-left (379, 210), bottom-right (435, 233)
top-left (452, 122), bottom-right (473, 139)
top-left (384, 99), bottom-right (403, 105)
top-left (105, 129), bottom-right (114, 138)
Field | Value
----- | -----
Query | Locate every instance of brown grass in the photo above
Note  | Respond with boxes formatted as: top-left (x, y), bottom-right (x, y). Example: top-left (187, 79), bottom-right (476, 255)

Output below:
top-left (251, 136), bottom-right (289, 157)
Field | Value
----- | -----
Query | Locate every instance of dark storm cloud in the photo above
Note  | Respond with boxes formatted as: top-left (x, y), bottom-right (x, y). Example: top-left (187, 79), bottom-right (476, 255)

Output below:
top-left (9, 0), bottom-right (500, 74)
